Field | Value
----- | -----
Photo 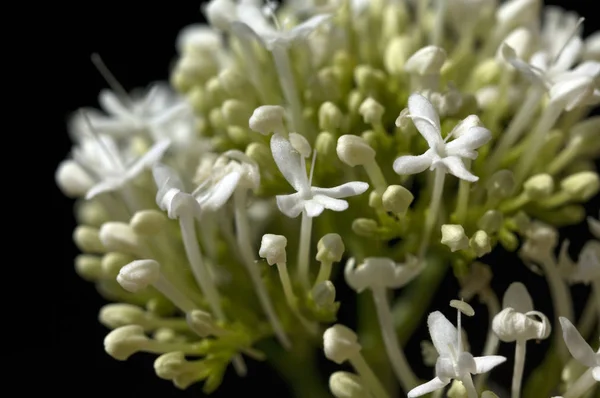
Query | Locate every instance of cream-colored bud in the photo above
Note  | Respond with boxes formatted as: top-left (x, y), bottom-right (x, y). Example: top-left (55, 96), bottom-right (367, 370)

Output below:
top-left (523, 174), bottom-right (554, 200)
top-left (102, 252), bottom-right (135, 278)
top-left (76, 200), bottom-right (109, 227)
top-left (498, 28), bottom-right (533, 63)
top-left (329, 372), bottom-right (368, 398)
top-left (104, 325), bottom-right (149, 361)
top-left (404, 46), bottom-right (447, 75)
top-left (319, 102), bottom-right (343, 131)
top-left (450, 300), bottom-right (475, 316)
top-left (348, 90), bottom-right (365, 115)
top-left (496, 0), bottom-right (540, 29)
top-left (312, 281), bottom-right (336, 307)
top-left (351, 218), bottom-right (379, 237)
top-left (99, 304), bottom-right (151, 329)
top-left (154, 351), bottom-right (187, 380)
top-left (73, 226), bottom-right (105, 254)
top-left (222, 99), bottom-right (252, 127)
top-left (130, 210), bottom-right (167, 236)
top-left (187, 310), bottom-right (217, 337)
top-left (354, 65), bottom-right (386, 93)
top-left (323, 324), bottom-right (362, 364)
top-left (470, 230), bottom-right (492, 257)
top-left (289, 133), bottom-right (312, 158)
top-left (55, 160), bottom-right (93, 198)
top-left (560, 172), bottom-right (600, 201)
top-left (477, 210), bottom-right (504, 234)
top-left (208, 108), bottom-right (226, 131)
top-left (99, 222), bottom-right (142, 256)
top-left (205, 77), bottom-right (225, 103)
top-left (492, 307), bottom-right (551, 342)
top-left (510, 212), bottom-right (531, 234)
top-left (117, 259), bottom-right (161, 293)
top-left (245, 142), bottom-right (271, 166)
top-left (472, 59), bottom-right (502, 87)
top-left (358, 97), bottom-right (385, 125)
top-left (336, 135), bottom-right (375, 167)
top-left (486, 170), bottom-right (516, 199)
top-left (249, 105), bottom-right (286, 136)
top-left (382, 185), bottom-right (414, 215)
top-left (75, 254), bottom-right (103, 280)
top-left (259, 234), bottom-right (288, 265)
top-left (153, 328), bottom-right (180, 343)
top-left (316, 233), bottom-right (345, 263)
top-left (441, 225), bottom-right (469, 252)
top-left (315, 131), bottom-right (336, 159)
top-left (368, 191), bottom-right (382, 209)
top-left (204, 0), bottom-right (234, 31)
top-left (219, 68), bottom-right (252, 98)
top-left (384, 36), bottom-right (413, 75)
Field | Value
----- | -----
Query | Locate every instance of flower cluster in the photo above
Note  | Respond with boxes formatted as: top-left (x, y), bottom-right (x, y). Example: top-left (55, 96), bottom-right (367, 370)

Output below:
top-left (57, 0), bottom-right (599, 397)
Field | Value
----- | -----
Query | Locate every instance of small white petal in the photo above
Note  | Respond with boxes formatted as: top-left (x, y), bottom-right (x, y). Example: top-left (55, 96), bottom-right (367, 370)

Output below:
top-left (288, 14), bottom-right (331, 40)
top-left (126, 140), bottom-right (171, 179)
top-left (99, 90), bottom-right (130, 117)
top-left (428, 311), bottom-right (458, 358)
top-left (446, 127), bottom-right (492, 158)
top-left (271, 133), bottom-right (310, 192)
top-left (312, 195), bottom-right (349, 212)
top-left (199, 171), bottom-right (241, 210)
top-left (502, 282), bottom-right (534, 312)
top-left (552, 37), bottom-right (583, 74)
top-left (437, 156), bottom-right (478, 182)
top-left (304, 200), bottom-right (325, 218)
top-left (393, 151), bottom-right (434, 175)
top-left (311, 181), bottom-right (369, 199)
top-left (473, 356), bottom-right (507, 374)
top-left (86, 178), bottom-right (123, 200)
top-left (559, 317), bottom-right (598, 368)
top-left (408, 94), bottom-right (443, 148)
top-left (407, 377), bottom-right (448, 398)
top-left (500, 43), bottom-right (546, 84)
top-left (593, 367), bottom-right (600, 381)
top-left (276, 192), bottom-right (305, 218)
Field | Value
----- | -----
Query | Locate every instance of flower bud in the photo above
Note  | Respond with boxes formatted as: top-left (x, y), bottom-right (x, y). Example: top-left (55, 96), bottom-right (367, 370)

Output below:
top-left (523, 174), bottom-right (554, 201)
top-left (154, 351), bottom-right (187, 380)
top-left (315, 131), bottom-right (336, 159)
top-left (441, 225), bottom-right (469, 252)
top-left (99, 222), bottom-right (142, 256)
top-left (450, 300), bottom-right (475, 316)
top-left (337, 135), bottom-right (376, 167)
top-left (130, 210), bottom-right (167, 236)
top-left (289, 132), bottom-right (312, 158)
top-left (382, 185), bottom-right (414, 215)
top-left (477, 210), bottom-right (504, 234)
top-left (75, 254), bottom-right (103, 280)
top-left (354, 65), bottom-right (386, 93)
top-left (359, 97), bottom-right (385, 125)
top-left (219, 68), bottom-right (253, 98)
top-left (323, 324), bottom-right (362, 364)
top-left (486, 170), bottom-right (516, 199)
top-left (221, 99), bottom-right (252, 127)
top-left (368, 191), bottom-right (382, 209)
top-left (351, 218), bottom-right (379, 237)
top-left (384, 36), bottom-right (413, 76)
top-left (316, 233), bottom-right (344, 263)
top-left (99, 304), bottom-right (151, 329)
top-left (496, 0), bottom-right (540, 30)
top-left (492, 307), bottom-right (551, 342)
top-left (117, 259), bottom-right (161, 293)
top-left (249, 105), bottom-right (286, 136)
top-left (319, 102), bottom-right (343, 132)
top-left (470, 230), bottom-right (492, 257)
top-left (259, 234), bottom-right (288, 265)
top-left (497, 28), bottom-right (533, 64)
top-left (312, 280), bottom-right (336, 307)
top-left (204, 0), bottom-right (234, 31)
top-left (329, 372), bottom-right (368, 398)
top-left (472, 59), bottom-right (502, 87)
top-left (104, 325), bottom-right (149, 361)
top-left (73, 226), bottom-right (105, 254)
top-left (187, 310), bottom-right (217, 337)
top-left (560, 172), bottom-right (600, 201)
top-left (76, 200), bottom-right (110, 227)
top-left (55, 160), bottom-right (94, 198)
top-left (522, 221), bottom-right (558, 257)
top-left (404, 45), bottom-right (447, 76)
top-left (102, 252), bottom-right (135, 278)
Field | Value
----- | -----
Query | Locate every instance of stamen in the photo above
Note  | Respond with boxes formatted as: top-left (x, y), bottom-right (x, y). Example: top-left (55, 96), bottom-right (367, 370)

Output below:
top-left (91, 53), bottom-right (132, 105)
top-left (80, 110), bottom-right (125, 171)
top-left (552, 18), bottom-right (585, 65)
top-left (308, 150), bottom-right (317, 186)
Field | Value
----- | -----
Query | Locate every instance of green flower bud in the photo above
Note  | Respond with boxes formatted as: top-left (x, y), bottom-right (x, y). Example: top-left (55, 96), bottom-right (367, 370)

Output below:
top-left (316, 234), bottom-right (345, 263)
top-left (523, 174), bottom-right (554, 201)
top-left (352, 218), bottom-right (379, 237)
top-left (560, 172), bottom-right (600, 201)
top-left (486, 170), bottom-right (516, 200)
top-left (477, 210), bottom-right (504, 234)
top-left (102, 252), bottom-right (135, 278)
top-left (441, 224), bottom-right (469, 252)
top-left (470, 230), bottom-right (492, 257)
top-left (104, 325), bottom-right (149, 361)
top-left (75, 254), bottom-right (103, 281)
top-left (130, 210), bottom-right (167, 236)
top-left (73, 225), bottom-right (105, 254)
top-left (319, 102), bottom-right (343, 132)
top-left (382, 185), bottom-right (414, 215)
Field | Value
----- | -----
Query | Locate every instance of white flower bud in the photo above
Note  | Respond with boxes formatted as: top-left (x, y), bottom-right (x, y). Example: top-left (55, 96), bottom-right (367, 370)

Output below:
top-left (259, 234), bottom-right (287, 265)
top-left (470, 230), bottom-right (492, 257)
top-left (99, 304), bottom-right (151, 329)
top-left (472, 59), bottom-right (502, 87)
top-left (492, 307), bottom-right (551, 342)
top-left (384, 36), bottom-right (413, 76)
top-left (101, 252), bottom-right (135, 278)
top-left (104, 325), bottom-right (149, 361)
top-left (497, 28), bottom-right (534, 64)
top-left (73, 226), bottom-right (105, 254)
top-left (249, 105), bottom-right (286, 136)
top-left (560, 172), bottom-right (600, 201)
top-left (176, 25), bottom-right (221, 55)
top-left (55, 160), bottom-right (94, 198)
top-left (323, 324), bottom-right (362, 364)
top-left (382, 185), bottom-right (414, 215)
top-left (496, 0), bottom-right (540, 29)
top-left (289, 132), bottom-right (312, 158)
top-left (359, 97), bottom-right (385, 125)
top-left (99, 222), bottom-right (142, 256)
top-left (441, 225), bottom-right (469, 252)
top-left (477, 210), bottom-right (504, 234)
top-left (117, 259), bottom-right (161, 293)
top-left (336, 135), bottom-right (376, 167)
top-left (316, 233), bottom-right (345, 263)
top-left (76, 200), bottom-right (109, 227)
top-left (312, 280), bottom-right (337, 307)
top-left (319, 102), bottom-right (343, 131)
top-left (130, 210), bottom-right (167, 236)
top-left (550, 76), bottom-right (599, 111)
top-left (523, 174), bottom-right (554, 201)
top-left (186, 310), bottom-right (217, 337)
top-left (404, 46), bottom-right (447, 75)
top-left (74, 254), bottom-right (103, 280)
top-left (154, 351), bottom-right (186, 380)
top-left (222, 99), bottom-right (252, 127)
top-left (204, 0), bottom-right (234, 31)
top-left (329, 372), bottom-right (369, 398)
top-left (354, 65), bottom-right (386, 93)
top-left (351, 218), bottom-right (379, 237)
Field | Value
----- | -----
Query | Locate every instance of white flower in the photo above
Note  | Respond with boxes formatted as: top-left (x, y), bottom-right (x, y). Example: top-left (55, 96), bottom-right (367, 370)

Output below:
top-left (72, 133), bottom-right (170, 200)
top-left (407, 311), bottom-right (506, 397)
top-left (558, 240), bottom-right (600, 285)
top-left (152, 163), bottom-right (204, 220)
top-left (344, 256), bottom-right (420, 293)
top-left (270, 133), bottom-right (368, 218)
top-left (558, 317), bottom-right (600, 382)
top-left (393, 94), bottom-right (492, 182)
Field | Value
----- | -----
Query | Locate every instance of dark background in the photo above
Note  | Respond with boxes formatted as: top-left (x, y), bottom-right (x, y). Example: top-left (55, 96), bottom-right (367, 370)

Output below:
top-left (50, 1), bottom-right (599, 396)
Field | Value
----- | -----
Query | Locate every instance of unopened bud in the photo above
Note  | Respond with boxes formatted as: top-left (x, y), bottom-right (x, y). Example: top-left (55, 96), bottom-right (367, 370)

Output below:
top-left (384, 36), bottom-right (413, 75)
top-left (441, 224), bottom-right (469, 252)
top-left (354, 65), bottom-right (386, 93)
top-left (315, 131), bottom-right (336, 158)
top-left (359, 97), bottom-right (385, 125)
top-left (312, 280), bottom-right (337, 307)
top-left (154, 351), bottom-right (187, 380)
top-left (323, 324), bottom-right (361, 364)
top-left (73, 225), bottom-right (105, 254)
top-left (352, 218), bottom-right (379, 237)
top-left (249, 105), bottom-right (286, 136)
top-left (337, 135), bottom-right (376, 167)
top-left (75, 254), bottom-right (103, 280)
top-left (99, 303), bottom-right (151, 329)
top-left (187, 310), bottom-right (218, 337)
top-left (102, 252), bottom-right (135, 278)
top-left (222, 99), bottom-right (252, 127)
top-left (470, 230), bottom-right (492, 257)
top-left (55, 160), bottom-right (93, 198)
top-left (316, 234), bottom-right (345, 263)
top-left (104, 325), bottom-right (149, 361)
top-left (486, 170), bottom-right (516, 199)
top-left (99, 222), bottom-right (142, 256)
top-left (523, 174), bottom-right (554, 201)
top-left (117, 259), bottom-right (161, 293)
top-left (259, 234), bottom-right (288, 265)
top-left (319, 102), bottom-right (343, 131)
top-left (329, 372), bottom-right (368, 398)
top-left (382, 185), bottom-right (414, 215)
top-left (560, 172), bottom-right (600, 201)
top-left (477, 210), bottom-right (504, 234)
top-left (492, 307), bottom-right (551, 342)
top-left (130, 210), bottom-right (167, 236)
top-left (76, 200), bottom-right (109, 227)
top-left (404, 46), bottom-right (447, 75)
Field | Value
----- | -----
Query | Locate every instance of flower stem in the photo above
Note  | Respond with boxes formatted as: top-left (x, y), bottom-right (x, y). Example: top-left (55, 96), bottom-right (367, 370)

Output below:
top-left (349, 353), bottom-right (391, 398)
top-left (314, 261), bottom-right (332, 287)
top-left (563, 367), bottom-right (597, 398)
top-left (475, 288), bottom-right (501, 392)
top-left (372, 286), bottom-right (419, 393)
top-left (233, 189), bottom-right (291, 349)
top-left (364, 159), bottom-right (388, 196)
top-left (297, 210), bottom-right (314, 290)
top-left (454, 159), bottom-right (471, 224)
top-left (271, 45), bottom-right (305, 136)
top-left (277, 262), bottom-right (317, 334)
top-left (463, 374), bottom-right (478, 398)
top-left (432, 0), bottom-right (447, 47)
top-left (512, 340), bottom-right (526, 398)
top-left (419, 168), bottom-right (446, 261)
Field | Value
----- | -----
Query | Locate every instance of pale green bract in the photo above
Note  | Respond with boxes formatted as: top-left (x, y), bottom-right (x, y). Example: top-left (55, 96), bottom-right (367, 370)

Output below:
top-left (56, 0), bottom-right (600, 397)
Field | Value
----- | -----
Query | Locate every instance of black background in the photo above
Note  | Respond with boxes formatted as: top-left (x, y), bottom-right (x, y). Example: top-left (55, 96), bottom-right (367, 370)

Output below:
top-left (50, 1), bottom-right (599, 396)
